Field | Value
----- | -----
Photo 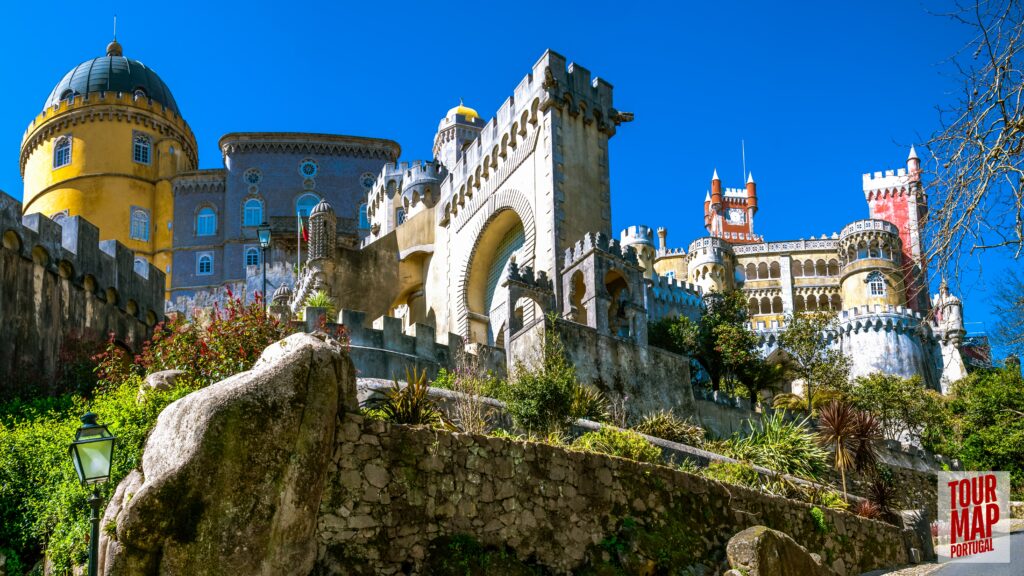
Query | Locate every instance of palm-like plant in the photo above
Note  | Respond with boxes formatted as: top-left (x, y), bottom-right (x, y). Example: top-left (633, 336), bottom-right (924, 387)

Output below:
top-left (853, 410), bottom-right (882, 472)
top-left (377, 367), bottom-right (448, 427)
top-left (304, 289), bottom-right (336, 316)
top-left (817, 400), bottom-right (859, 500)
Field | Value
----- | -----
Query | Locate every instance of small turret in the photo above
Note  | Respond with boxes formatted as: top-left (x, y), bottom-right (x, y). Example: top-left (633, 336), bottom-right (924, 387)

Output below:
top-left (907, 145), bottom-right (921, 174)
top-left (933, 279), bottom-right (966, 346)
top-left (746, 172), bottom-right (757, 213)
top-left (710, 169), bottom-right (722, 209)
top-left (657, 227), bottom-right (667, 252)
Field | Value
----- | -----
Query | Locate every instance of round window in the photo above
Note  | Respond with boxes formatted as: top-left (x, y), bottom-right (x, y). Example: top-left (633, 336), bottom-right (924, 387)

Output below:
top-left (299, 159), bottom-right (318, 178)
top-left (360, 172), bottom-right (376, 190)
top-left (244, 168), bottom-right (262, 185)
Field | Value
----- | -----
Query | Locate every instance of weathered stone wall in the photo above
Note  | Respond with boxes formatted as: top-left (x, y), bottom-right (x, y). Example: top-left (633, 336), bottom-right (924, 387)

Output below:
top-left (316, 415), bottom-right (909, 575)
top-left (507, 318), bottom-right (696, 417)
top-left (0, 191), bottom-right (162, 396)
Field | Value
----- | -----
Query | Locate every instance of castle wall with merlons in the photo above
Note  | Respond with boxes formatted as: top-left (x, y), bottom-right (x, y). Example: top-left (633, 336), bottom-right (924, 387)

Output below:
top-left (0, 190), bottom-right (163, 396)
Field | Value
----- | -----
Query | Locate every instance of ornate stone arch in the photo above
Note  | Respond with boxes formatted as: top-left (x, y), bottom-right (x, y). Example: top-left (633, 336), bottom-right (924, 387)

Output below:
top-left (455, 188), bottom-right (537, 340)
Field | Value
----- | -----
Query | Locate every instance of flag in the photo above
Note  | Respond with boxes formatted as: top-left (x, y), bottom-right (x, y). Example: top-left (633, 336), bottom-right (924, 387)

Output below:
top-left (298, 212), bottom-right (308, 242)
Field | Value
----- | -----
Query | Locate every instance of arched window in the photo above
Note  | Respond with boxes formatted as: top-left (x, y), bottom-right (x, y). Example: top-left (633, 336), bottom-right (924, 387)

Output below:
top-left (243, 198), bottom-right (263, 227)
top-left (748, 298), bottom-right (760, 316)
top-left (794, 295), bottom-right (806, 312)
top-left (868, 271), bottom-right (886, 296)
top-left (358, 203), bottom-right (369, 229)
top-left (792, 260), bottom-right (803, 277)
top-left (53, 136), bottom-right (72, 168)
top-left (769, 261), bottom-right (781, 279)
top-left (745, 263), bottom-right (757, 280)
top-left (772, 296), bottom-right (783, 313)
top-left (296, 194), bottom-right (319, 218)
top-left (830, 294), bottom-right (842, 310)
top-left (757, 262), bottom-right (768, 278)
top-left (759, 297), bottom-right (770, 314)
top-left (133, 134), bottom-right (151, 164)
top-left (130, 208), bottom-right (150, 241)
top-left (396, 208), bottom-right (406, 225)
top-left (196, 207), bottom-right (217, 236)
top-left (827, 259), bottom-right (840, 276)
top-left (196, 252), bottom-right (213, 275)
top-left (245, 246), bottom-right (260, 267)
top-left (803, 259), bottom-right (814, 276)
top-left (815, 259), bottom-right (827, 276)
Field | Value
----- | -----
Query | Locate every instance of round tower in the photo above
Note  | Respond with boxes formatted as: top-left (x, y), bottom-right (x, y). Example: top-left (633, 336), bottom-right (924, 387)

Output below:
top-left (308, 199), bottom-right (337, 262)
top-left (837, 219), bottom-right (904, 310)
top-left (399, 160), bottom-right (445, 220)
top-left (433, 100), bottom-right (485, 169)
top-left (686, 237), bottom-right (735, 294)
top-left (619, 225), bottom-right (656, 279)
top-left (20, 39), bottom-right (197, 292)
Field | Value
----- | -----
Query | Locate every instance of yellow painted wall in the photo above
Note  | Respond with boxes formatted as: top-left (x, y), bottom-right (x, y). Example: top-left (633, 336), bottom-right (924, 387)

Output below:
top-left (20, 96), bottom-right (196, 292)
top-left (653, 253), bottom-right (688, 280)
top-left (840, 260), bottom-right (905, 309)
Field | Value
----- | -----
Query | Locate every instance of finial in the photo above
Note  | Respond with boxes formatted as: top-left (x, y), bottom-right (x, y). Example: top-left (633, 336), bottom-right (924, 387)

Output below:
top-left (908, 144), bottom-right (919, 160)
top-left (113, 15), bottom-right (117, 40)
top-left (747, 172), bottom-right (755, 184)
top-left (712, 169), bottom-right (719, 181)
top-left (705, 191), bottom-right (711, 202)
top-left (106, 15), bottom-right (124, 57)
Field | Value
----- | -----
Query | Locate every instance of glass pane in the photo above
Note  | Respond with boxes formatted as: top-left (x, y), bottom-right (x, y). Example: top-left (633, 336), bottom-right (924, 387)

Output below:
top-left (78, 440), bottom-right (113, 481)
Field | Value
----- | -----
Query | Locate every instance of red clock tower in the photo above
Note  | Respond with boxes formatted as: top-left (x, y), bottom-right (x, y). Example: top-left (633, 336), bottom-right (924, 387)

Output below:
top-left (704, 170), bottom-right (761, 244)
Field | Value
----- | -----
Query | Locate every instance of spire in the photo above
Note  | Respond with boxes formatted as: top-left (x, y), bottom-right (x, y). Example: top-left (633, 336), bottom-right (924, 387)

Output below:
top-left (747, 172), bottom-right (755, 184)
top-left (712, 169), bottom-right (720, 181)
top-left (908, 145), bottom-right (919, 160)
top-left (705, 191), bottom-right (711, 202)
top-left (106, 16), bottom-right (123, 57)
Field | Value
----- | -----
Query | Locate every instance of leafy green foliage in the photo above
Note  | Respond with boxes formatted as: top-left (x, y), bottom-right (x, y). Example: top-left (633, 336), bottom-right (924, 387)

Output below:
top-left (424, 534), bottom-right (546, 575)
top-left (633, 410), bottom-right (705, 446)
top-left (716, 410), bottom-right (828, 480)
top-left (777, 310), bottom-right (852, 412)
top-left (0, 375), bottom-right (199, 574)
top-left (850, 373), bottom-right (947, 445)
top-left (375, 367), bottom-right (447, 427)
top-left (95, 289), bottom-right (289, 389)
top-left (817, 400), bottom-right (882, 500)
top-left (648, 291), bottom-right (762, 393)
top-left (809, 506), bottom-right (830, 534)
top-left (303, 289), bottom-right (336, 317)
top-left (573, 427), bottom-right (662, 464)
top-left (570, 385), bottom-right (611, 422)
top-left (504, 321), bottom-right (577, 435)
top-left (942, 366), bottom-right (1024, 496)
top-left (700, 461), bottom-right (762, 489)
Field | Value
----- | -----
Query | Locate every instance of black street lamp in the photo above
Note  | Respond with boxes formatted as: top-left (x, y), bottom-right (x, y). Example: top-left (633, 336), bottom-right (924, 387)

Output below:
top-left (257, 222), bottom-right (272, 310)
top-left (69, 412), bottom-right (116, 576)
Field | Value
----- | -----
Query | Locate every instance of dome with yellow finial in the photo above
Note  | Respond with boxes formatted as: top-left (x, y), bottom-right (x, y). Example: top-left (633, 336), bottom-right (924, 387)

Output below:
top-left (445, 99), bottom-right (480, 121)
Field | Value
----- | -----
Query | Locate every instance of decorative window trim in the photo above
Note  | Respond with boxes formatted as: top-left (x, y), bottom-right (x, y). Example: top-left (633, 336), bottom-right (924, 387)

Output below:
top-left (244, 167), bottom-right (262, 185)
top-left (242, 197), bottom-right (264, 227)
top-left (866, 271), bottom-right (887, 296)
top-left (244, 245), bottom-right (261, 267)
top-left (396, 207), bottom-right (406, 226)
top-left (53, 135), bottom-right (72, 169)
top-left (298, 159), bottom-right (319, 178)
top-left (129, 206), bottom-right (151, 241)
top-left (196, 206), bottom-right (218, 237)
top-left (295, 193), bottom-right (320, 218)
top-left (358, 203), bottom-right (369, 229)
top-left (132, 132), bottom-right (152, 165)
top-left (196, 252), bottom-right (214, 276)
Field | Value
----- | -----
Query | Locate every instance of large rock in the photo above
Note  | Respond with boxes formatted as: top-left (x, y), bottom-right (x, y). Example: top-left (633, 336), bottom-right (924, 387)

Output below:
top-left (99, 332), bottom-right (356, 576)
top-left (725, 525), bottom-right (835, 576)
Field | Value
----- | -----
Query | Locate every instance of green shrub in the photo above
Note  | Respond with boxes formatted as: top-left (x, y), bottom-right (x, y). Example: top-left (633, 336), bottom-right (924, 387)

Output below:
top-left (503, 320), bottom-right (577, 435)
top-left (700, 461), bottom-right (761, 489)
top-left (570, 385), bottom-right (610, 422)
top-left (633, 410), bottom-right (705, 446)
top-left (809, 506), bottom-right (830, 534)
top-left (573, 426), bottom-right (662, 464)
top-left (373, 367), bottom-right (447, 427)
top-left (0, 375), bottom-right (199, 574)
top-left (303, 289), bottom-right (336, 317)
top-left (718, 410), bottom-right (828, 480)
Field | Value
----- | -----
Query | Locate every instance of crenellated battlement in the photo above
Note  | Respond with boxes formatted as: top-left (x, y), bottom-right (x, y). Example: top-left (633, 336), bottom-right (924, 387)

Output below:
top-left (0, 190), bottom-right (165, 324)
top-left (862, 167), bottom-right (920, 200)
top-left (21, 90), bottom-right (198, 175)
top-left (172, 169), bottom-right (228, 195)
top-left (686, 236), bottom-right (734, 256)
top-left (619, 225), bottom-right (654, 246)
top-left (839, 218), bottom-right (900, 241)
top-left (656, 247), bottom-right (687, 257)
top-left (562, 231), bottom-right (638, 268)
top-left (836, 305), bottom-right (929, 337)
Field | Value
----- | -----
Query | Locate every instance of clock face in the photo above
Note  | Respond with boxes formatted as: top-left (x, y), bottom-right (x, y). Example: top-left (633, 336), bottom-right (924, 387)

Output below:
top-left (727, 208), bottom-right (746, 224)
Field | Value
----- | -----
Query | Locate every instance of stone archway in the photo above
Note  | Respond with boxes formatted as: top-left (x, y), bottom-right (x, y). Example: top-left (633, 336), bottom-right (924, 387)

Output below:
top-left (464, 209), bottom-right (526, 345)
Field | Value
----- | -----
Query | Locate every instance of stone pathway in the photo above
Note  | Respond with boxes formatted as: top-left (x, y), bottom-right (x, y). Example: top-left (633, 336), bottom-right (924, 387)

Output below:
top-left (862, 521), bottom-right (1024, 576)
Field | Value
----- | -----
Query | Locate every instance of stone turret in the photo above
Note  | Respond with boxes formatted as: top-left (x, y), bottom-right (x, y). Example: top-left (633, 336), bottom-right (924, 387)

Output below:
top-left (308, 199), bottom-right (336, 262)
top-left (619, 225), bottom-right (656, 278)
top-left (933, 279), bottom-right (966, 346)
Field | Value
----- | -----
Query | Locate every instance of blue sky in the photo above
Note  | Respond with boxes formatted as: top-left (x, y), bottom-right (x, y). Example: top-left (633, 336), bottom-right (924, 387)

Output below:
top-left (0, 1), bottom-right (1016, 357)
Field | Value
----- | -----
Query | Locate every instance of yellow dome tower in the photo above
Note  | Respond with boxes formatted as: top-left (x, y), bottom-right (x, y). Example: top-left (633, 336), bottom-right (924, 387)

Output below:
top-left (19, 39), bottom-right (196, 291)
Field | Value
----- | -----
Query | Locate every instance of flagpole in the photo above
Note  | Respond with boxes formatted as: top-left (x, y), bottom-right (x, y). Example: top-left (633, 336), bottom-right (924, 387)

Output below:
top-left (296, 211), bottom-right (301, 277)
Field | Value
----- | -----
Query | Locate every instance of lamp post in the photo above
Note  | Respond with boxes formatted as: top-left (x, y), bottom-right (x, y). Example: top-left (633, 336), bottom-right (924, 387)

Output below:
top-left (69, 412), bottom-right (116, 576)
top-left (257, 222), bottom-right (272, 311)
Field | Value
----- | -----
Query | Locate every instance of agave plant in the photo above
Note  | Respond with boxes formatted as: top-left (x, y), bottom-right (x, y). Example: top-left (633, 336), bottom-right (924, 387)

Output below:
top-left (854, 499), bottom-right (882, 520)
top-left (724, 410), bottom-right (828, 480)
top-left (304, 289), bottom-right (336, 316)
top-left (633, 410), bottom-right (706, 446)
top-left (570, 384), bottom-right (611, 422)
top-left (377, 367), bottom-right (448, 428)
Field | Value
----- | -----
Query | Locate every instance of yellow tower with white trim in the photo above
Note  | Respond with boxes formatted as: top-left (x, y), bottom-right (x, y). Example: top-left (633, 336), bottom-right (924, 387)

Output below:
top-left (20, 39), bottom-right (196, 291)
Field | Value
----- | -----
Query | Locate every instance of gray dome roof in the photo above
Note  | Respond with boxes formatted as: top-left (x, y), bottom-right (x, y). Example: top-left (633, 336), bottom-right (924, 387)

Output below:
top-left (43, 41), bottom-right (179, 114)
top-left (310, 199), bottom-right (334, 216)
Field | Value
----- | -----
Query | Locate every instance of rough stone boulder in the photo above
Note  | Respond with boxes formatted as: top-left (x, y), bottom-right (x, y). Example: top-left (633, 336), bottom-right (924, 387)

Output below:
top-left (725, 525), bottom-right (835, 576)
top-left (99, 332), bottom-right (356, 576)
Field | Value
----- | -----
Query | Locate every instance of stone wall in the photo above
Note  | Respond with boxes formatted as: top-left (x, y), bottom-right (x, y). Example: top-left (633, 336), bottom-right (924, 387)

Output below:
top-left (508, 317), bottom-right (696, 417)
top-left (316, 414), bottom-right (910, 575)
top-left (0, 191), bottom-right (162, 396)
